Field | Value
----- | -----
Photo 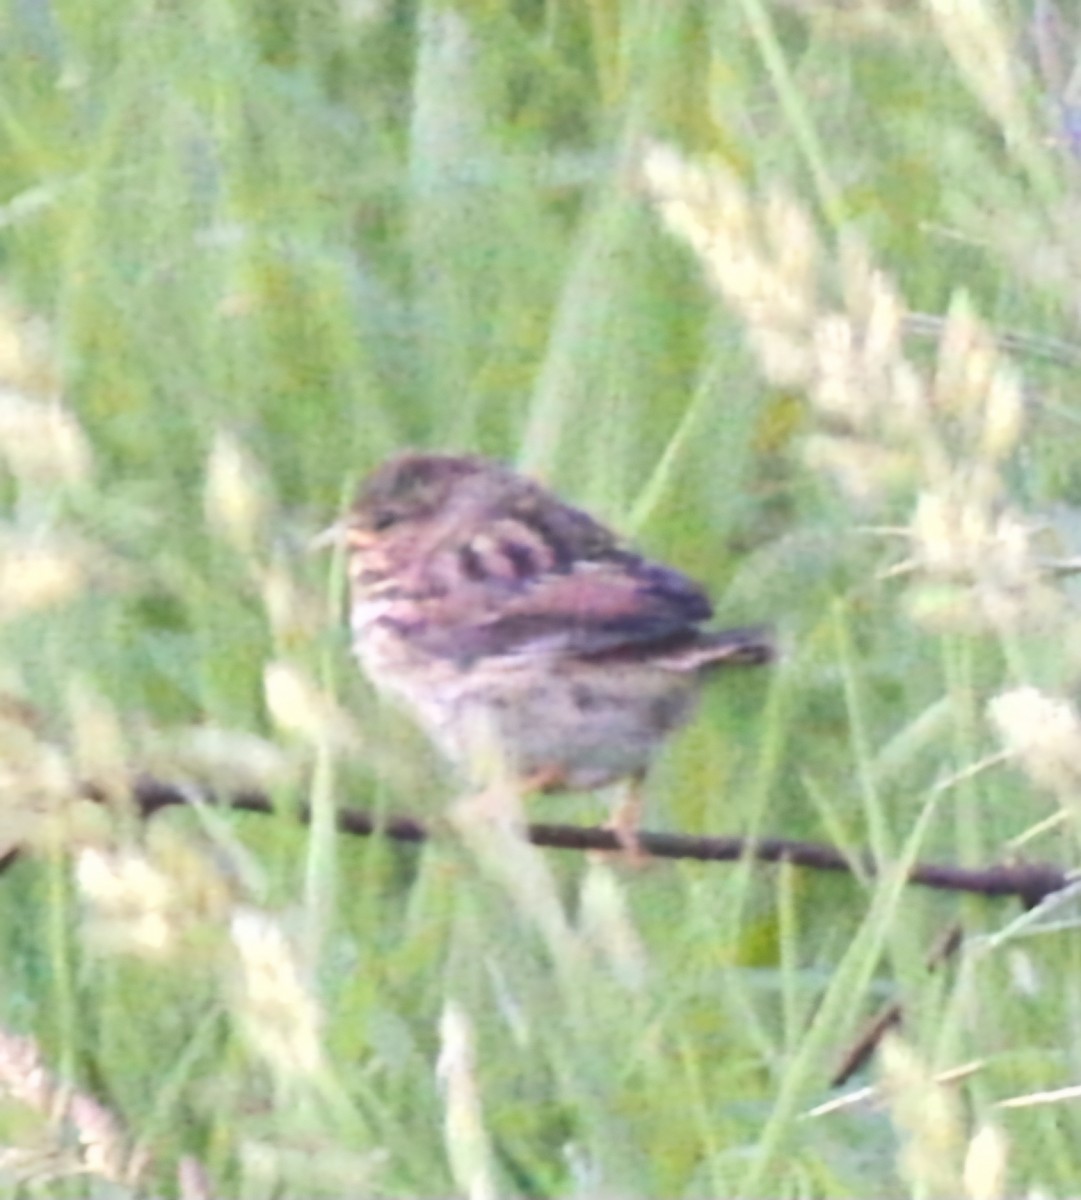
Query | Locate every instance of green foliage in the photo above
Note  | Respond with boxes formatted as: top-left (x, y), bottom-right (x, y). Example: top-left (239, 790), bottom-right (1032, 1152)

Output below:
top-left (0, 0), bottom-right (1078, 1195)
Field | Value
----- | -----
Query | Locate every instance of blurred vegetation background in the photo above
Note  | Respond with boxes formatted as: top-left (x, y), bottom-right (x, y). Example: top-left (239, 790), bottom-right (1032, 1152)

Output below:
top-left (0, 0), bottom-right (1079, 1195)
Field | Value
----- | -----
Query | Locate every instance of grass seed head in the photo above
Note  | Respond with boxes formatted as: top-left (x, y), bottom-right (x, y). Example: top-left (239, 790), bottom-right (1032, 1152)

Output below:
top-left (230, 907), bottom-right (326, 1081)
top-left (988, 687), bottom-right (1081, 797)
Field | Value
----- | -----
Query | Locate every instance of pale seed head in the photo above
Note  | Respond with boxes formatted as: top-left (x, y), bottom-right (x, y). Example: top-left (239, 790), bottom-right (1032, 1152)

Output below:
top-left (963, 1123), bottom-right (1009, 1200)
top-left (988, 686), bottom-right (1081, 797)
top-left (204, 431), bottom-right (270, 554)
top-left (230, 907), bottom-right (325, 1080)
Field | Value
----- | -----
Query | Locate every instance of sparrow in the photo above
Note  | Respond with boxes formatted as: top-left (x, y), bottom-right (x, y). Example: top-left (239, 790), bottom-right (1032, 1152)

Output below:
top-left (343, 452), bottom-right (774, 846)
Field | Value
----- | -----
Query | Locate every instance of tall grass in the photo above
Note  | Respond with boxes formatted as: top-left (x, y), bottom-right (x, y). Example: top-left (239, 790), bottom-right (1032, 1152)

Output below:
top-left (0, 0), bottom-right (1079, 1195)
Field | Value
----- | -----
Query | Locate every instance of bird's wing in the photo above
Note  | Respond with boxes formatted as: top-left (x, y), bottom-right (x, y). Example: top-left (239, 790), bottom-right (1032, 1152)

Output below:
top-left (399, 506), bottom-right (714, 663)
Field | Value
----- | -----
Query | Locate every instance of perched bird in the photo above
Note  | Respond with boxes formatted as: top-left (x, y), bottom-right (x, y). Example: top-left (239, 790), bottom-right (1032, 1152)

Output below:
top-left (344, 452), bottom-right (774, 846)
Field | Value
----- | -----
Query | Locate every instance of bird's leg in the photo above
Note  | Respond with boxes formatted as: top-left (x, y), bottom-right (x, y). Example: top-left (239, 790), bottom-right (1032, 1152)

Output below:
top-left (601, 773), bottom-right (649, 866)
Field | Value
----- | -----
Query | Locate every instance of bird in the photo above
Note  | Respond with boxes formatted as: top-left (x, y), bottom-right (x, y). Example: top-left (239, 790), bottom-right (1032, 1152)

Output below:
top-left (342, 451), bottom-right (774, 850)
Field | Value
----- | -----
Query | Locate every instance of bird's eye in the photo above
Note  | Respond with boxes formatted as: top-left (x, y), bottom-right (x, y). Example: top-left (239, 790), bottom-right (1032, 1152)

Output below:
top-left (371, 509), bottom-right (400, 532)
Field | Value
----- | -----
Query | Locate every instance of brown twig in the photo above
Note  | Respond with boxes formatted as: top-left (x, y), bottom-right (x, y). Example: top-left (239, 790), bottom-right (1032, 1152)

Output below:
top-left (115, 775), bottom-right (1071, 904)
top-left (829, 922), bottom-right (965, 1087)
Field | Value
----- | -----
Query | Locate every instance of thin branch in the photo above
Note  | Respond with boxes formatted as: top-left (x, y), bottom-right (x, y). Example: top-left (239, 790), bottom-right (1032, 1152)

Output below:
top-left (119, 775), bottom-right (1072, 905)
top-left (830, 922), bottom-right (964, 1087)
